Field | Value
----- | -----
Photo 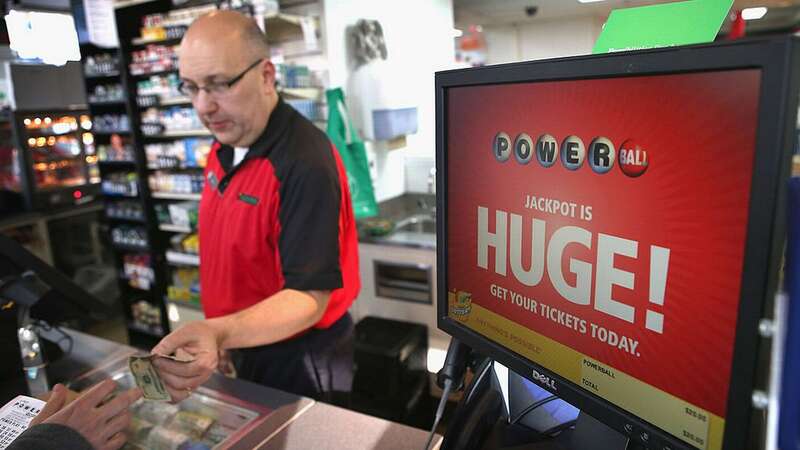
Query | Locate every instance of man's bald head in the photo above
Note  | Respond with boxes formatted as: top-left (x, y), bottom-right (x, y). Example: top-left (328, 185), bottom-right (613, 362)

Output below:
top-left (181, 10), bottom-right (269, 62)
top-left (178, 10), bottom-right (278, 148)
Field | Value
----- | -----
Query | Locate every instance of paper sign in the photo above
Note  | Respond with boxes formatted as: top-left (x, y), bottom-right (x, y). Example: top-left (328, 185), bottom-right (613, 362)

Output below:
top-left (0, 395), bottom-right (46, 449)
top-left (593, 0), bottom-right (733, 54)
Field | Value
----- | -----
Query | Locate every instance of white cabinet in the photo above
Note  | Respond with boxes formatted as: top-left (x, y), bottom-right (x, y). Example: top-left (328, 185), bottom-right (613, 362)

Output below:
top-left (351, 242), bottom-right (450, 370)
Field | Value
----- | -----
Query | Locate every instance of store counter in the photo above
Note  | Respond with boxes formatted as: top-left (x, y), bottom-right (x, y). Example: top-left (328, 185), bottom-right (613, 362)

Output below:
top-left (36, 329), bottom-right (442, 450)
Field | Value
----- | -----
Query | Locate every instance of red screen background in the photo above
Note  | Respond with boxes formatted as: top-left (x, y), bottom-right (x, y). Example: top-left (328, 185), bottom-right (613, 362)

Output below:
top-left (446, 69), bottom-right (761, 417)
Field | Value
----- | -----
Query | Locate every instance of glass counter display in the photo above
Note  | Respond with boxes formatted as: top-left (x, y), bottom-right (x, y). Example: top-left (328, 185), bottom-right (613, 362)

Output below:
top-left (68, 355), bottom-right (272, 450)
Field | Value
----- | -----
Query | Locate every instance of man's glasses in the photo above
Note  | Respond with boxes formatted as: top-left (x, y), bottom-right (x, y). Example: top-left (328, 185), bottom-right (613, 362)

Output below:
top-left (178, 58), bottom-right (264, 98)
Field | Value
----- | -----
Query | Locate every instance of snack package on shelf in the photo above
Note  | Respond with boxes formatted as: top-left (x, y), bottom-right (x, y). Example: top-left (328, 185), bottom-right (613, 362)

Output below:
top-left (167, 266), bottom-right (200, 303)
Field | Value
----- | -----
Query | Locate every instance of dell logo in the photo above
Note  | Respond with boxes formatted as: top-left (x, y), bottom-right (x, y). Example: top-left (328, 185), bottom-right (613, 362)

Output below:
top-left (532, 369), bottom-right (557, 391)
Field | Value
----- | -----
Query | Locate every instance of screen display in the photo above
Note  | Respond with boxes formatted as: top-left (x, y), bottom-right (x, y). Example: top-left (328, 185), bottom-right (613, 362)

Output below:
top-left (445, 69), bottom-right (761, 450)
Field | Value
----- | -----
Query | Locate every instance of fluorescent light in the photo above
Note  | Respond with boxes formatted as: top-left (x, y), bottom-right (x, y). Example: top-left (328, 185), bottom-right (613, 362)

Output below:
top-left (452, 28), bottom-right (463, 38)
top-left (742, 7), bottom-right (768, 20)
top-left (5, 10), bottom-right (80, 66)
top-left (578, 0), bottom-right (606, 3)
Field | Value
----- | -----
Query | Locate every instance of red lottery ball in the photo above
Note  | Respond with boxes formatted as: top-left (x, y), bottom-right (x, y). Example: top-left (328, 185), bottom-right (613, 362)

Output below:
top-left (618, 139), bottom-right (649, 178)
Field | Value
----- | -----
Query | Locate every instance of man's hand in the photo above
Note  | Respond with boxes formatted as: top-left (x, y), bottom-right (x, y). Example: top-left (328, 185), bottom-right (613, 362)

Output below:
top-left (32, 380), bottom-right (142, 450)
top-left (217, 349), bottom-right (236, 378)
top-left (151, 320), bottom-right (221, 402)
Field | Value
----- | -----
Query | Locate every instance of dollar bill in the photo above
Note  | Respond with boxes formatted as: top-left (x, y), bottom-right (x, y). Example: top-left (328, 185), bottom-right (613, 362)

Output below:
top-left (127, 416), bottom-right (155, 444)
top-left (129, 355), bottom-right (172, 402)
top-left (146, 426), bottom-right (189, 450)
top-left (167, 411), bottom-right (214, 439)
top-left (134, 401), bottom-right (179, 425)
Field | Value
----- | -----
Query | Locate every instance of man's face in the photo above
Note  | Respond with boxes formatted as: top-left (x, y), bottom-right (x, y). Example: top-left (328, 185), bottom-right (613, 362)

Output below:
top-left (179, 41), bottom-right (272, 147)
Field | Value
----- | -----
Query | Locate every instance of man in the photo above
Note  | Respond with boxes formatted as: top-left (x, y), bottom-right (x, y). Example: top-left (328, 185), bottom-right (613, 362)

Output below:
top-left (9, 381), bottom-right (141, 450)
top-left (151, 11), bottom-right (360, 402)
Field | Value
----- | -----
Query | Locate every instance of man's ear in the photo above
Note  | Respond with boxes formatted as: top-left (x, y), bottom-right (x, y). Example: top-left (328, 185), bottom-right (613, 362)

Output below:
top-left (261, 60), bottom-right (277, 93)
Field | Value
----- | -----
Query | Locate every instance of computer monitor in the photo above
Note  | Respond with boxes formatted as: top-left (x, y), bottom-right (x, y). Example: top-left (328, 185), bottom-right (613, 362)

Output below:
top-left (436, 36), bottom-right (799, 450)
top-left (0, 233), bottom-right (115, 401)
top-left (0, 234), bottom-right (114, 323)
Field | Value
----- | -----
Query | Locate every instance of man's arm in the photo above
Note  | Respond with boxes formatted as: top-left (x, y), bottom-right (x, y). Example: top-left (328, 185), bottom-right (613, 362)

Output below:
top-left (213, 288), bottom-right (329, 349)
top-left (151, 289), bottom-right (330, 401)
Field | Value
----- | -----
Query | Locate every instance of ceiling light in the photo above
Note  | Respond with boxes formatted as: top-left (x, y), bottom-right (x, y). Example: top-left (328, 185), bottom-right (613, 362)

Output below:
top-left (452, 28), bottom-right (463, 38)
top-left (742, 7), bottom-right (768, 20)
top-left (578, 0), bottom-right (606, 3)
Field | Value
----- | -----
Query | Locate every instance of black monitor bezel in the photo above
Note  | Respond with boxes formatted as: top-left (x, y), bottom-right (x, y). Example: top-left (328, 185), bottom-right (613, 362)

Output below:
top-left (436, 36), bottom-right (799, 450)
top-left (0, 234), bottom-right (115, 323)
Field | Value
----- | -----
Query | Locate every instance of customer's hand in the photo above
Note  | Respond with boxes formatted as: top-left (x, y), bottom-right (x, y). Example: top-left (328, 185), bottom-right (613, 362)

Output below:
top-left (151, 320), bottom-right (220, 402)
top-left (32, 379), bottom-right (142, 450)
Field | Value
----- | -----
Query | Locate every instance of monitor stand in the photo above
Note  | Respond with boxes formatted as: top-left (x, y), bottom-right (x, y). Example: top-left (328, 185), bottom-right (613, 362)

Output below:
top-left (440, 358), bottom-right (639, 450)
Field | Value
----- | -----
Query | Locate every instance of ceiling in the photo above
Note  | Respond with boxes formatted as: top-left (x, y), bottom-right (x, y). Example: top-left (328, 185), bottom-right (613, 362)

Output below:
top-left (454, 0), bottom-right (800, 32)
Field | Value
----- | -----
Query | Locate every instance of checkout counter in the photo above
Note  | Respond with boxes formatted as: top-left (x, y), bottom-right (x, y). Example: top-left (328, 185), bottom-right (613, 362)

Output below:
top-left (32, 327), bottom-right (442, 450)
top-left (0, 207), bottom-right (442, 449)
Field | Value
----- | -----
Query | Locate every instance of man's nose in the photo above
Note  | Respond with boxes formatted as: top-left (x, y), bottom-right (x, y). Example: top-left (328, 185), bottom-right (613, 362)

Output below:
top-left (193, 89), bottom-right (217, 115)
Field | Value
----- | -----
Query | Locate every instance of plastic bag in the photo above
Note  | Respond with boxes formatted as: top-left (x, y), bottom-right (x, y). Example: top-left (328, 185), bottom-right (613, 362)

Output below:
top-left (326, 87), bottom-right (378, 218)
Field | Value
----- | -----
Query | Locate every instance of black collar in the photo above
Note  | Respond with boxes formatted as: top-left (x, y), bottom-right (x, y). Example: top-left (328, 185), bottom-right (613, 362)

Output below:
top-left (217, 97), bottom-right (294, 174)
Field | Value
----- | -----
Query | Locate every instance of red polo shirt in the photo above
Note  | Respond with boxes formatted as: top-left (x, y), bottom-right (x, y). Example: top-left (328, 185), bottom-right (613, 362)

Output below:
top-left (198, 99), bottom-right (360, 328)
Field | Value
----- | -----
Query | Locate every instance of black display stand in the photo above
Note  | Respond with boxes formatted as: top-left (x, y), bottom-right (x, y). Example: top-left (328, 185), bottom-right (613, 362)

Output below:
top-left (76, 39), bottom-right (166, 349)
top-left (440, 357), bottom-right (639, 450)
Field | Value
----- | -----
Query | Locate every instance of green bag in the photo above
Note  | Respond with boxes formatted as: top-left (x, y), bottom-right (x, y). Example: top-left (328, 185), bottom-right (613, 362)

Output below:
top-left (326, 87), bottom-right (379, 219)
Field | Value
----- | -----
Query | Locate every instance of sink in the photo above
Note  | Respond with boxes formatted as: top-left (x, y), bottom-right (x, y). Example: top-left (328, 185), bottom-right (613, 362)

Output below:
top-left (395, 214), bottom-right (436, 234)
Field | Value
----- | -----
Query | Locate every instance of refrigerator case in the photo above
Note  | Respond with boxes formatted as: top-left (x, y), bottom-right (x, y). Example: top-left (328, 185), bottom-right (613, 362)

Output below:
top-left (68, 356), bottom-right (272, 450)
top-left (14, 110), bottom-right (101, 210)
top-left (0, 111), bottom-right (26, 214)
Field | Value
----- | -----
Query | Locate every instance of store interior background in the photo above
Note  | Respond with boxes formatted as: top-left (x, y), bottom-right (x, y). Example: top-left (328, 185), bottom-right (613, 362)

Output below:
top-left (1, 0), bottom-right (799, 432)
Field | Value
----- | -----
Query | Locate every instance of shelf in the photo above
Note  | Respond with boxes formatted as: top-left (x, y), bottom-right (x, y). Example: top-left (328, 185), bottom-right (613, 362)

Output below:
top-left (125, 283), bottom-right (152, 293)
top-left (24, 130), bottom-right (78, 138)
top-left (98, 160), bottom-right (136, 166)
top-left (166, 250), bottom-right (200, 266)
top-left (137, 95), bottom-right (191, 108)
top-left (160, 96), bottom-right (192, 106)
top-left (114, 0), bottom-right (158, 10)
top-left (106, 215), bottom-right (146, 223)
top-left (132, 35), bottom-right (183, 46)
top-left (280, 87), bottom-right (321, 100)
top-left (85, 72), bottom-right (121, 79)
top-left (112, 242), bottom-right (150, 252)
top-left (280, 48), bottom-right (324, 59)
top-left (93, 130), bottom-right (131, 136)
top-left (102, 192), bottom-right (139, 198)
top-left (264, 13), bottom-right (319, 45)
top-left (148, 164), bottom-right (204, 171)
top-left (131, 68), bottom-right (178, 78)
top-left (151, 192), bottom-right (201, 200)
top-left (88, 99), bottom-right (127, 107)
top-left (159, 223), bottom-right (193, 233)
top-left (145, 129), bottom-right (212, 138)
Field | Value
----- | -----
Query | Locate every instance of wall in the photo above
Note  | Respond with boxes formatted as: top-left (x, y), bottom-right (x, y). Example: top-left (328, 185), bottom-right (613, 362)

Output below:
top-left (323, 0), bottom-right (455, 201)
top-left (483, 15), bottom-right (604, 65)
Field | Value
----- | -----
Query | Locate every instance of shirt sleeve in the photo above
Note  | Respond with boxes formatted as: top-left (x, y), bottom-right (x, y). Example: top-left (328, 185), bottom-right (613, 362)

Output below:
top-left (8, 424), bottom-right (93, 450)
top-left (277, 155), bottom-right (343, 291)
